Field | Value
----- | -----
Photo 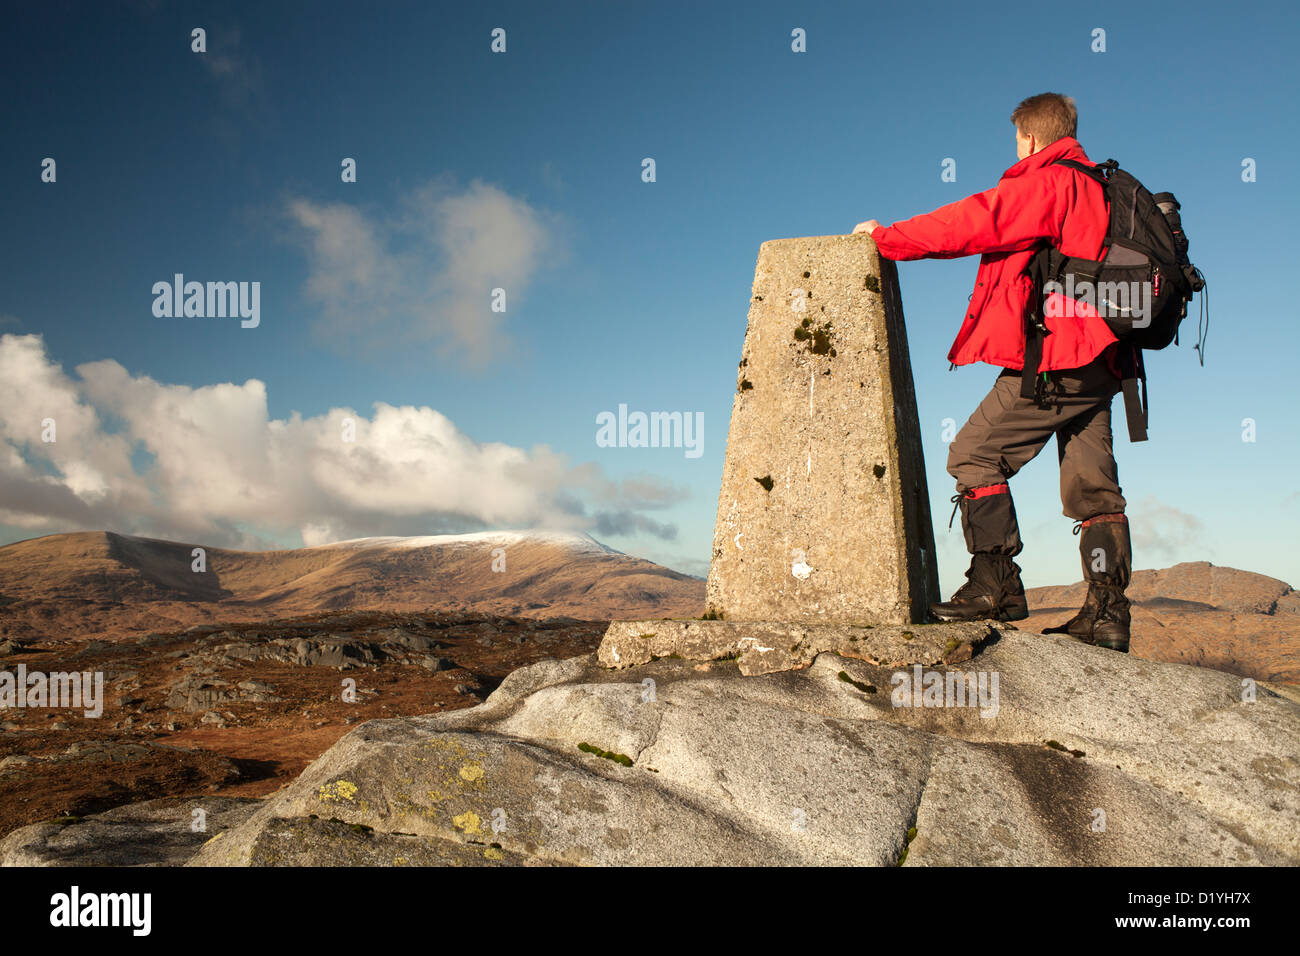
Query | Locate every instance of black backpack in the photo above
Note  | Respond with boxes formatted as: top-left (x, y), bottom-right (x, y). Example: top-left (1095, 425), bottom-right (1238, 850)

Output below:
top-left (1021, 158), bottom-right (1207, 442)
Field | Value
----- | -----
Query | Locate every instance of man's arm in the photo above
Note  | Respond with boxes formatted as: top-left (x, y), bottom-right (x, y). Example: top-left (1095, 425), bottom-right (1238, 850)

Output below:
top-left (856, 172), bottom-right (1065, 261)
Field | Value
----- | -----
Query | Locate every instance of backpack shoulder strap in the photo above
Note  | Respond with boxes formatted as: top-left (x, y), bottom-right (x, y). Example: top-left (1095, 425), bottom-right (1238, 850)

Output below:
top-left (1019, 242), bottom-right (1053, 404)
top-left (1052, 157), bottom-right (1115, 188)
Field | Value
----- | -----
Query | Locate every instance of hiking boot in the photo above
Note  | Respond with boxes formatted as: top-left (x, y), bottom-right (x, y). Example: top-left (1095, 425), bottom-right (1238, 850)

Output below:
top-left (930, 553), bottom-right (1029, 622)
top-left (932, 483), bottom-right (1028, 622)
top-left (1043, 514), bottom-right (1131, 652)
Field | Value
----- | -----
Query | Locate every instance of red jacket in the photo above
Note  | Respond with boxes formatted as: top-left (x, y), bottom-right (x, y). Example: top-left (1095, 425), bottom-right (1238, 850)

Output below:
top-left (871, 136), bottom-right (1117, 372)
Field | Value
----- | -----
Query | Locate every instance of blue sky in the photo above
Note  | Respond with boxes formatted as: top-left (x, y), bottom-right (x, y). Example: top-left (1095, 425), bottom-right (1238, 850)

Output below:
top-left (1, 0), bottom-right (1297, 593)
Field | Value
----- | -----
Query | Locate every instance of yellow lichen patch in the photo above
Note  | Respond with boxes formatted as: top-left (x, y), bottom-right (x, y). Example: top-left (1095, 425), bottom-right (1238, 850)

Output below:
top-left (318, 780), bottom-right (359, 803)
top-left (423, 737), bottom-right (470, 759)
top-left (484, 847), bottom-right (504, 861)
top-left (393, 856), bottom-right (408, 866)
top-left (459, 762), bottom-right (485, 783)
top-left (453, 810), bottom-right (482, 835)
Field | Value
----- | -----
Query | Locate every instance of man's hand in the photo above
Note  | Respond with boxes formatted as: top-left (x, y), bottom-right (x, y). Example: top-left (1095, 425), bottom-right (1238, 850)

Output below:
top-left (852, 219), bottom-right (882, 236)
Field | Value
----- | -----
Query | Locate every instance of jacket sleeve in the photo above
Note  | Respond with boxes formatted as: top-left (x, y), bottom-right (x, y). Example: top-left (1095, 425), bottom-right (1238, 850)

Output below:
top-left (872, 172), bottom-right (1065, 261)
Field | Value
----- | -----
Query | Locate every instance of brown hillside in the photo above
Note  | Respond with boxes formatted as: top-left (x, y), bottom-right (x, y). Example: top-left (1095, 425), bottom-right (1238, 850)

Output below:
top-left (0, 530), bottom-right (706, 643)
top-left (1025, 561), bottom-right (1300, 684)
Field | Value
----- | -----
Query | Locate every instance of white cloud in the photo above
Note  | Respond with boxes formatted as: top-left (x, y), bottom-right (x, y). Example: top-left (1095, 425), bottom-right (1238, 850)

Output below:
top-left (199, 26), bottom-right (263, 108)
top-left (0, 334), bottom-right (682, 550)
top-left (286, 179), bottom-right (559, 368)
top-left (1130, 495), bottom-right (1207, 560)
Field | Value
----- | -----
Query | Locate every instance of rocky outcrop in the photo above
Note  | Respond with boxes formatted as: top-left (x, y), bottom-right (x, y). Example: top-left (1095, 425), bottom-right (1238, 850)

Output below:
top-left (197, 625), bottom-right (451, 671)
top-left (0, 610), bottom-right (610, 842)
top-left (0, 796), bottom-right (260, 866)
top-left (164, 675), bottom-right (282, 713)
top-left (176, 628), bottom-right (1299, 867)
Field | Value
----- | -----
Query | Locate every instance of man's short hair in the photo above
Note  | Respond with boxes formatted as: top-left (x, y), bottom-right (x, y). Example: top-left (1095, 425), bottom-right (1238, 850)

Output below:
top-left (1010, 92), bottom-right (1078, 145)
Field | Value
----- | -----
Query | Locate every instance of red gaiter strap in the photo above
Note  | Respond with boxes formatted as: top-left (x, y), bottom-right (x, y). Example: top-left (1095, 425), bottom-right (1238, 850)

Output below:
top-left (1082, 512), bottom-right (1127, 527)
top-left (949, 482), bottom-right (1012, 530)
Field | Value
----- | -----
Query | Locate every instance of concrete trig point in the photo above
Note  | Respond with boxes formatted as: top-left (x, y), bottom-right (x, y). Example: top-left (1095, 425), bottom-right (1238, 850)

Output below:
top-left (599, 234), bottom-right (997, 676)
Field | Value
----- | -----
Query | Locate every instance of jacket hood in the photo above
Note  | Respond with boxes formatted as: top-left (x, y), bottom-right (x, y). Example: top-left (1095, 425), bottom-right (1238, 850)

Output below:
top-left (1000, 136), bottom-right (1091, 181)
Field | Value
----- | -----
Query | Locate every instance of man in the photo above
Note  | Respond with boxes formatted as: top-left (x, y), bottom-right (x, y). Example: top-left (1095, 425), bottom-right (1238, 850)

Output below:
top-left (853, 92), bottom-right (1133, 652)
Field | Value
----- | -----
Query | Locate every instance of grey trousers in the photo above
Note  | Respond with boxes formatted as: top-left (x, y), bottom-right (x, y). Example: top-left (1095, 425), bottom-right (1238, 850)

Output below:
top-left (947, 356), bottom-right (1127, 522)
